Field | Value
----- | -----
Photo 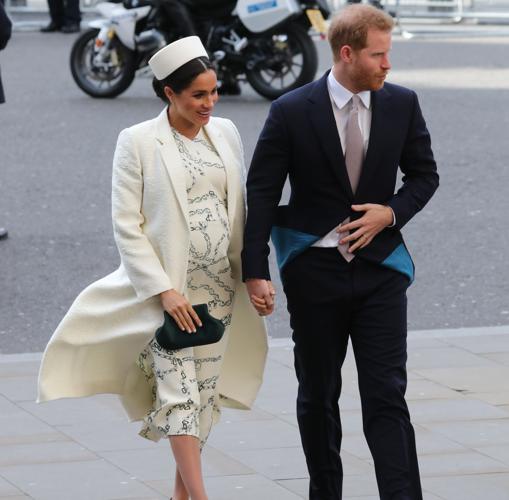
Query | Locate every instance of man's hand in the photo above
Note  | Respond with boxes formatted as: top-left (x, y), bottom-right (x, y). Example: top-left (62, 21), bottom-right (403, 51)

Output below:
top-left (246, 279), bottom-right (276, 316)
top-left (338, 204), bottom-right (394, 253)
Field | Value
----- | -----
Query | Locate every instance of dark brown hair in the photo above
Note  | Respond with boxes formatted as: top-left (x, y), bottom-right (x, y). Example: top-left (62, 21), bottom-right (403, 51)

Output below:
top-left (152, 56), bottom-right (214, 103)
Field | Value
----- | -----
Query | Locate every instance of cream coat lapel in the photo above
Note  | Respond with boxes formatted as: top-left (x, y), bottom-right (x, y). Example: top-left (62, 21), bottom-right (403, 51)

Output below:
top-left (204, 122), bottom-right (240, 231)
top-left (154, 109), bottom-right (189, 227)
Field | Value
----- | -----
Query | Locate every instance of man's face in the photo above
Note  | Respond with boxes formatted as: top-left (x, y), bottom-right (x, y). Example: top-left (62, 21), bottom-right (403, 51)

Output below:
top-left (349, 29), bottom-right (392, 92)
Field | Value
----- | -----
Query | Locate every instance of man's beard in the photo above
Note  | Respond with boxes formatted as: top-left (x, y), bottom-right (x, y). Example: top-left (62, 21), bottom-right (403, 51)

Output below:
top-left (352, 67), bottom-right (387, 91)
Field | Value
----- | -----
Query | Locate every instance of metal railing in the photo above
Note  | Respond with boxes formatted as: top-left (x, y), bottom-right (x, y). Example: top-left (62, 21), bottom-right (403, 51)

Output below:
top-left (330, 0), bottom-right (509, 22)
top-left (7, 0), bottom-right (509, 26)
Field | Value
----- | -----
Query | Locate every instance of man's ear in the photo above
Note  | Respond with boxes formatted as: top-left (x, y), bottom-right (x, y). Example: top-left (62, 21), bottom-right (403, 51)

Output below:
top-left (339, 45), bottom-right (354, 63)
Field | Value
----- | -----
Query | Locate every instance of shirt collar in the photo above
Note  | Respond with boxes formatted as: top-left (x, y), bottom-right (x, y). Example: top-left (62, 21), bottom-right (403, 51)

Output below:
top-left (327, 69), bottom-right (371, 111)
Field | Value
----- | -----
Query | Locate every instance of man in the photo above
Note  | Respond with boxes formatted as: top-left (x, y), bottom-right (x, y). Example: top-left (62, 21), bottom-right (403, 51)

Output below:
top-left (242, 5), bottom-right (438, 500)
top-left (0, 0), bottom-right (11, 241)
top-left (40, 0), bottom-right (80, 33)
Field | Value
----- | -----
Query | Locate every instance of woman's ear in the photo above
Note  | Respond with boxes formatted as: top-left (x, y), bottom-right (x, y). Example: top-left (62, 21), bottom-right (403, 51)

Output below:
top-left (163, 86), bottom-right (174, 104)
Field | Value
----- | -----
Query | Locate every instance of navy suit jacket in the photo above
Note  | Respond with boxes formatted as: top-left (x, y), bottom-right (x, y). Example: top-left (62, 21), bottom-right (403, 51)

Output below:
top-left (242, 71), bottom-right (439, 282)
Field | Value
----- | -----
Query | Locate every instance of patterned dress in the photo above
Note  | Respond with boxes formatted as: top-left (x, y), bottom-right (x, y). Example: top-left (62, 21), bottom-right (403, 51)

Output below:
top-left (137, 126), bottom-right (234, 448)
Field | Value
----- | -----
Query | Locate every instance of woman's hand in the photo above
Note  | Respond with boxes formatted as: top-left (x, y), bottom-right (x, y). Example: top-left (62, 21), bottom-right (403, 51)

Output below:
top-left (160, 289), bottom-right (202, 333)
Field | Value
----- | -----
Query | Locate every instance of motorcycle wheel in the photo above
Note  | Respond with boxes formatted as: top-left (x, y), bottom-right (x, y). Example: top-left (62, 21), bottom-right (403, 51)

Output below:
top-left (70, 29), bottom-right (137, 98)
top-left (246, 24), bottom-right (318, 100)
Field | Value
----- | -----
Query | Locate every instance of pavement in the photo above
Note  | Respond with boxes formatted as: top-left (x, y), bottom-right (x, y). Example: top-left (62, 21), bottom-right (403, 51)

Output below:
top-left (1, 326), bottom-right (509, 499)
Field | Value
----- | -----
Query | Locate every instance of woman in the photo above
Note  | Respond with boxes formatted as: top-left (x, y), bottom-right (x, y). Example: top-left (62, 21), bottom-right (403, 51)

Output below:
top-left (38, 37), bottom-right (268, 500)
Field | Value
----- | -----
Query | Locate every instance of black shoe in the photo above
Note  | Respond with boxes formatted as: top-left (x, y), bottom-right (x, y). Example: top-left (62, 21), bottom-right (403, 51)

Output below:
top-left (40, 21), bottom-right (61, 32)
top-left (61, 23), bottom-right (80, 33)
top-left (0, 227), bottom-right (8, 240)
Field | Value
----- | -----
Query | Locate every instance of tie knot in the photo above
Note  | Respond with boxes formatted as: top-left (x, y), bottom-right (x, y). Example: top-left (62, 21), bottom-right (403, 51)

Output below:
top-left (351, 94), bottom-right (362, 111)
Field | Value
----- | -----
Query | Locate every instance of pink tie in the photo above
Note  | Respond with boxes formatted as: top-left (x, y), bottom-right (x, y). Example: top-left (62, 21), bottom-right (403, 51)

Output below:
top-left (338, 95), bottom-right (364, 262)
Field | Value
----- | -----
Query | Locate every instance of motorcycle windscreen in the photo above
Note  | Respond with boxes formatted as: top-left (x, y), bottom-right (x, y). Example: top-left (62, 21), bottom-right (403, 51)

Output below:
top-left (236, 0), bottom-right (301, 33)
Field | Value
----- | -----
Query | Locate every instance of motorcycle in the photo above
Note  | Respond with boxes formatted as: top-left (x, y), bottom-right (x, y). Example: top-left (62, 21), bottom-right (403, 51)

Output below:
top-left (70, 0), bottom-right (330, 100)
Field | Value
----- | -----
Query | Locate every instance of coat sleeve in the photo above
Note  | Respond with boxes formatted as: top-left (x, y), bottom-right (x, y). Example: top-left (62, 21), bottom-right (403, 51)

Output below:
top-left (0, 0), bottom-right (12, 51)
top-left (241, 100), bottom-right (290, 281)
top-left (387, 91), bottom-right (439, 229)
top-left (111, 128), bottom-right (173, 302)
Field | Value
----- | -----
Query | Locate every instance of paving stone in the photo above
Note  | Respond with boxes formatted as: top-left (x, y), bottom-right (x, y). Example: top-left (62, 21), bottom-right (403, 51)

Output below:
top-left (0, 441), bottom-right (97, 467)
top-left (407, 338), bottom-right (449, 349)
top-left (423, 473), bottom-right (509, 500)
top-left (484, 351), bottom-right (509, 366)
top-left (413, 366), bottom-right (509, 393)
top-left (408, 398), bottom-right (509, 423)
top-left (254, 393), bottom-right (297, 418)
top-left (347, 497), bottom-right (378, 499)
top-left (19, 396), bottom-right (126, 426)
top-left (0, 460), bottom-right (161, 500)
top-left (414, 426), bottom-right (466, 455)
top-left (266, 345), bottom-right (294, 368)
top-left (0, 377), bottom-right (37, 402)
top-left (0, 360), bottom-right (40, 378)
top-left (0, 475), bottom-right (25, 496)
top-left (270, 411), bottom-right (298, 427)
top-left (99, 443), bottom-right (253, 481)
top-left (474, 445), bottom-right (509, 465)
top-left (406, 379), bottom-right (463, 400)
top-left (275, 479), bottom-right (307, 498)
top-left (418, 450), bottom-right (509, 476)
top-left (341, 434), bottom-right (372, 460)
top-left (278, 469), bottom-right (380, 498)
top-left (407, 346), bottom-right (495, 369)
top-left (55, 421), bottom-right (155, 452)
top-left (149, 474), bottom-right (303, 499)
top-left (207, 419), bottom-right (301, 452)
top-left (0, 396), bottom-right (25, 418)
top-left (339, 393), bottom-right (363, 411)
top-left (0, 414), bottom-right (67, 446)
top-left (443, 334), bottom-right (509, 354)
top-left (467, 391), bottom-right (509, 406)
top-left (422, 419), bottom-right (509, 447)
top-left (202, 446), bottom-right (256, 478)
top-left (342, 473), bottom-right (379, 497)
top-left (221, 406), bottom-right (274, 423)
top-left (226, 446), bottom-right (308, 480)
top-left (420, 493), bottom-right (444, 500)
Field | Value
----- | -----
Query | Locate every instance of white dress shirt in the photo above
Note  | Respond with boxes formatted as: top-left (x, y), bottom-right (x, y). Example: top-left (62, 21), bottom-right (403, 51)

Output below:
top-left (312, 70), bottom-right (394, 249)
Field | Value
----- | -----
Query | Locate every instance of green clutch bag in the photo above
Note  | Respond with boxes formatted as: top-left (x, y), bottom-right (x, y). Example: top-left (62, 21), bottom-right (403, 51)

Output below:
top-left (155, 303), bottom-right (225, 350)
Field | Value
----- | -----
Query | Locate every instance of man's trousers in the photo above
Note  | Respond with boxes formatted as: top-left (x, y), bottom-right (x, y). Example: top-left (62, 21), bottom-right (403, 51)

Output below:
top-left (281, 247), bottom-right (422, 500)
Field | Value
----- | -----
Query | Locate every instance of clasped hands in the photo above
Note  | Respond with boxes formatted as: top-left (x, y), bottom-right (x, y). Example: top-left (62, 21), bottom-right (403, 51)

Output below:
top-left (246, 279), bottom-right (276, 317)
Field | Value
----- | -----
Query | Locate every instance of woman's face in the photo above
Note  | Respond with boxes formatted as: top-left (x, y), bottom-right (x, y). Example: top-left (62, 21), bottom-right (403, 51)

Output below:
top-left (165, 70), bottom-right (219, 129)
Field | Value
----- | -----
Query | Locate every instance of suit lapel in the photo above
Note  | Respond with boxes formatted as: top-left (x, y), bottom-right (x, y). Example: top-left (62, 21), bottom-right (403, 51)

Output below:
top-left (356, 86), bottom-right (392, 199)
top-left (308, 72), bottom-right (354, 200)
top-left (204, 121), bottom-right (240, 232)
top-left (154, 108), bottom-right (189, 227)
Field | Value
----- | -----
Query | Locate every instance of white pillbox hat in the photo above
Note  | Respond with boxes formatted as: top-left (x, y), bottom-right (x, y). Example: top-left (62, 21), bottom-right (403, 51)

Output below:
top-left (149, 36), bottom-right (209, 81)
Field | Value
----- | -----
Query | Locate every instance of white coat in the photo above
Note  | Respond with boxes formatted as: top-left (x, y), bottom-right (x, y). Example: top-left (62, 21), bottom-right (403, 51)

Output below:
top-left (37, 109), bottom-right (268, 421)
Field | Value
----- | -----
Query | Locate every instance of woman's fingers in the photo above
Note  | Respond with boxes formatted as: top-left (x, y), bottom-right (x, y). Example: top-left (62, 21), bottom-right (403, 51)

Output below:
top-left (170, 310), bottom-right (187, 332)
top-left (188, 306), bottom-right (203, 329)
top-left (170, 304), bottom-right (196, 333)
